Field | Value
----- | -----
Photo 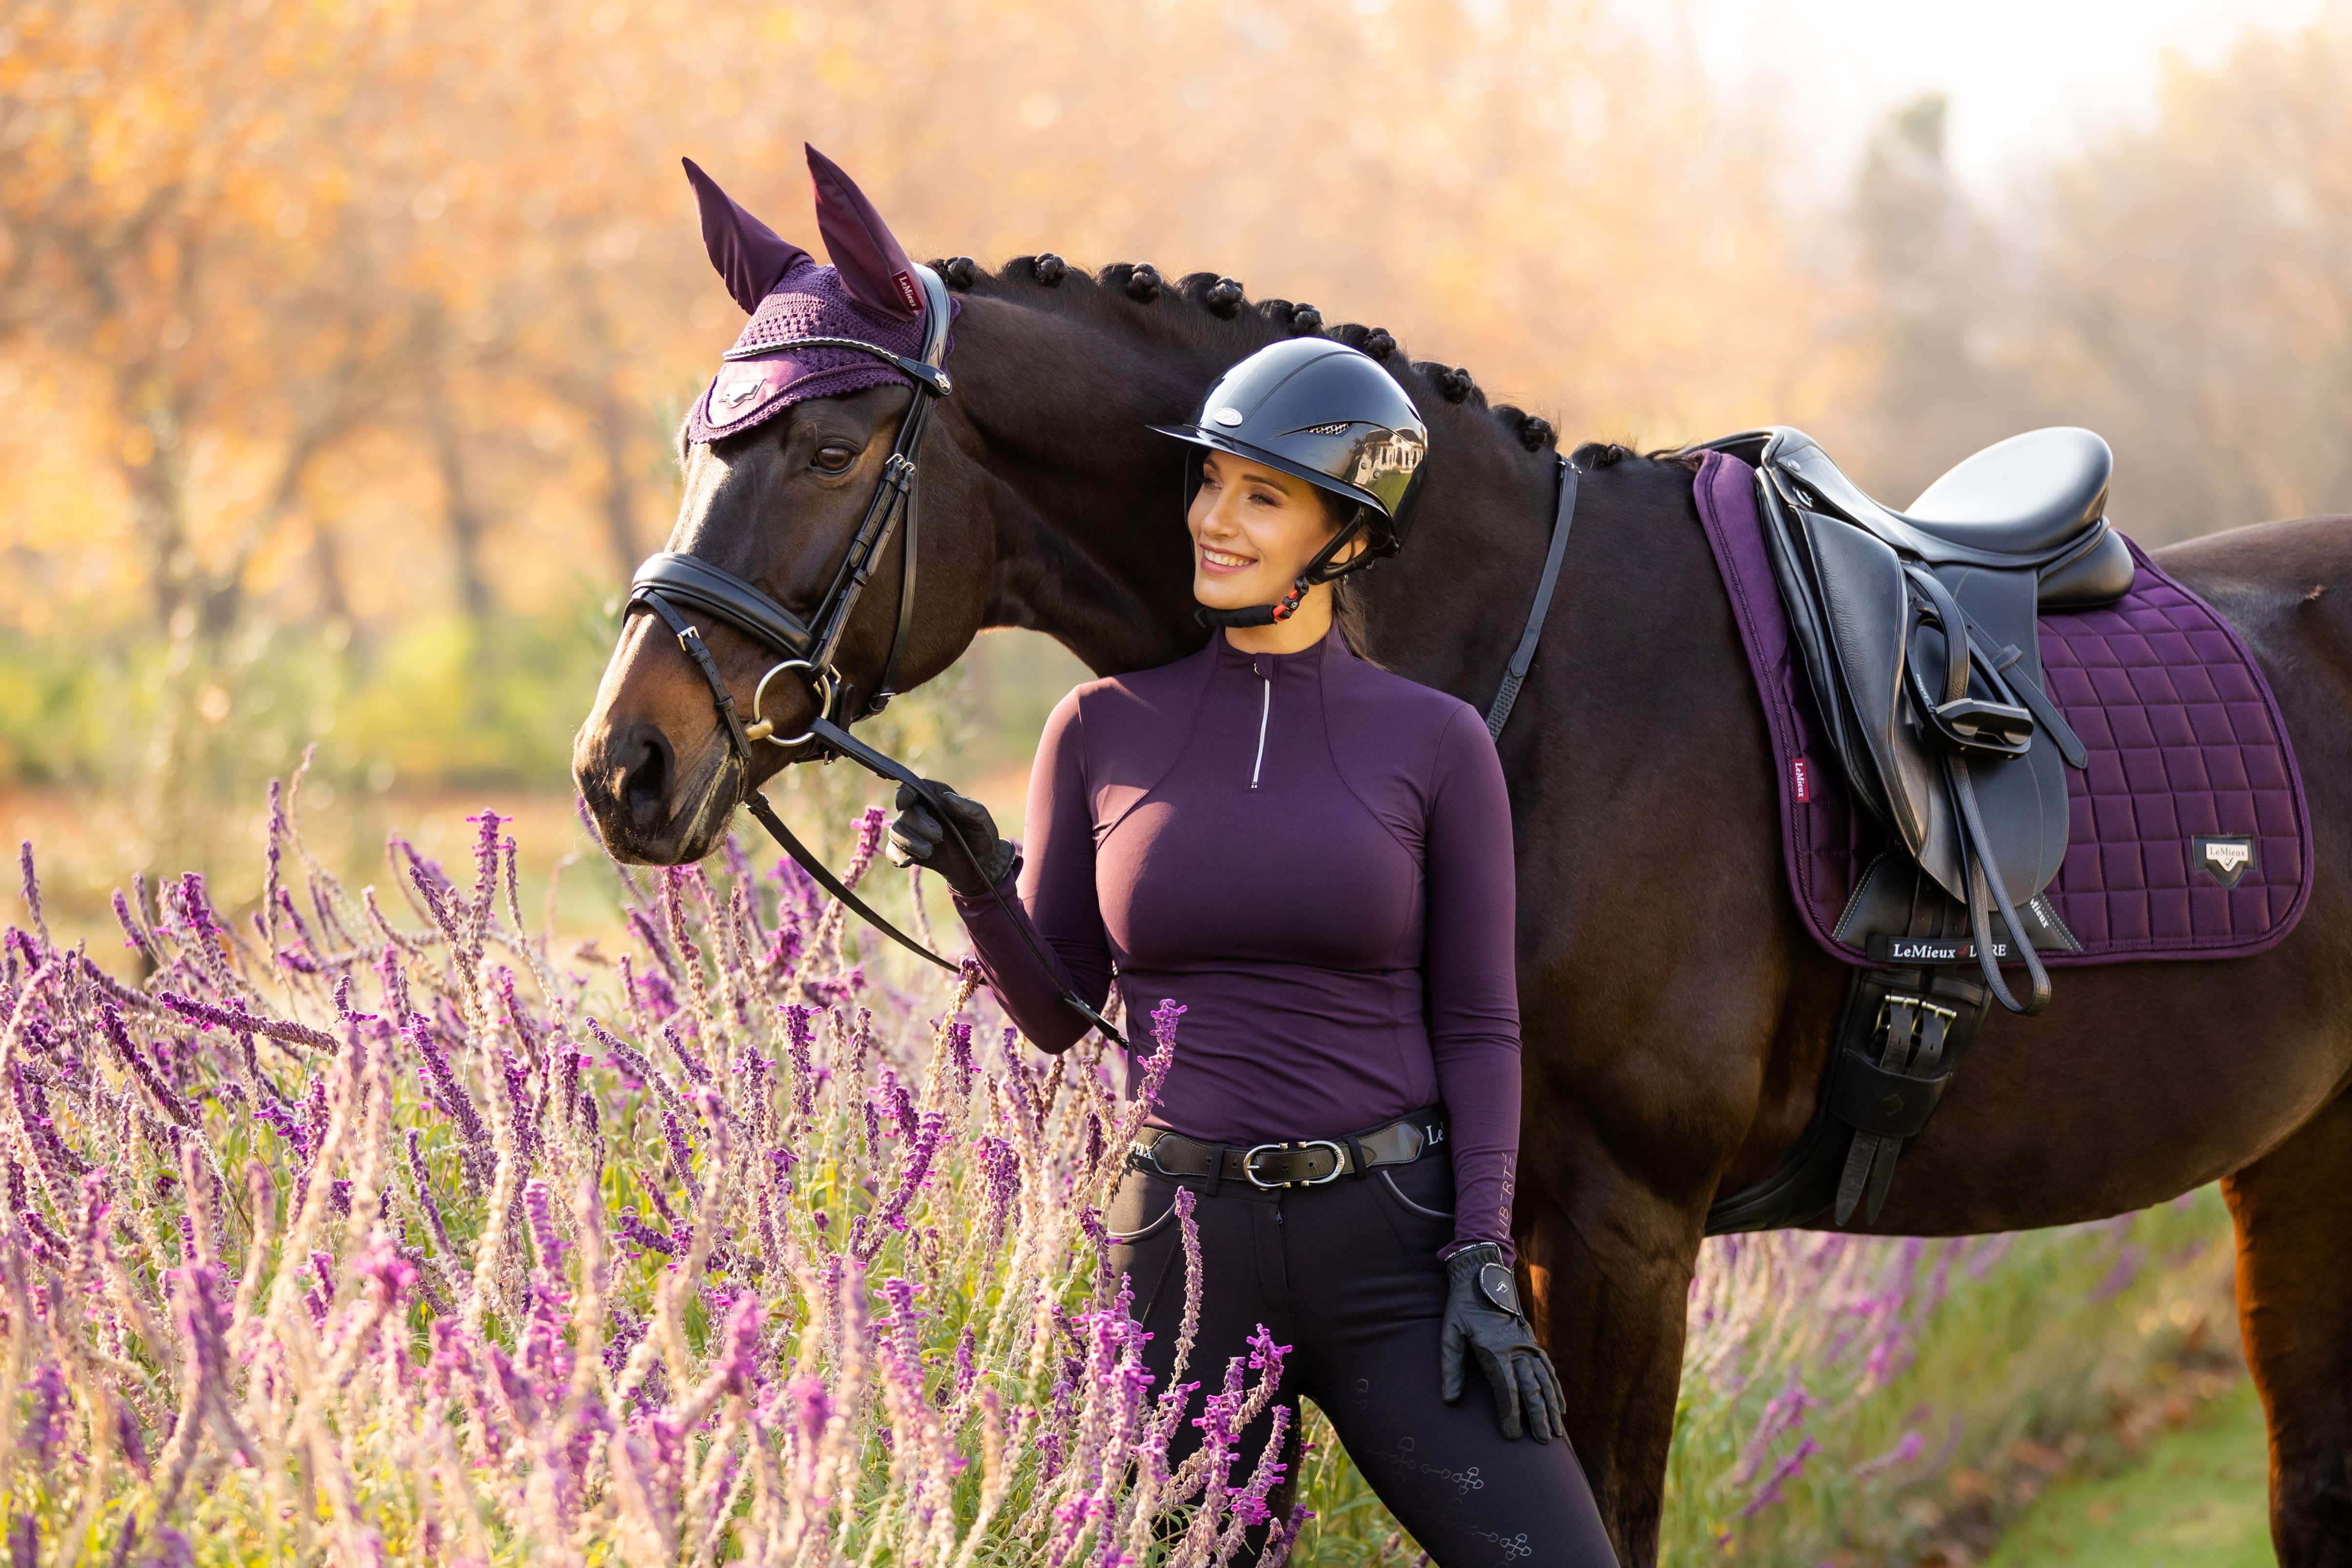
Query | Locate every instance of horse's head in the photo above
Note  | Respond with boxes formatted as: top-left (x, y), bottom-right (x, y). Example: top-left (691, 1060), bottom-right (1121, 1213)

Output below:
top-left (575, 147), bottom-right (1000, 865)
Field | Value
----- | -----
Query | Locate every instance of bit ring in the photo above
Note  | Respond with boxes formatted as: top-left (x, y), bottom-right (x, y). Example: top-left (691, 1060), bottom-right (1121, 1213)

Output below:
top-left (749, 659), bottom-right (835, 747)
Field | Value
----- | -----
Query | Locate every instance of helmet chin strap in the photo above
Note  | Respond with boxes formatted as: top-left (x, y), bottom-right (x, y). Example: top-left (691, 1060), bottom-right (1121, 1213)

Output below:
top-left (1192, 511), bottom-right (1369, 631)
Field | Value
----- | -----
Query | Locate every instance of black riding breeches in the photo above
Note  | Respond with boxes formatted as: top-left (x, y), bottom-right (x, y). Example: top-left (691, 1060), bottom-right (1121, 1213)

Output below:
top-left (1106, 1151), bottom-right (1619, 1568)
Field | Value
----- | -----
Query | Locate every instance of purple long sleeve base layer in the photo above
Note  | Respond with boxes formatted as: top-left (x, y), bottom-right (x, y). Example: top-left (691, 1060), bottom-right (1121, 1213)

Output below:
top-left (954, 625), bottom-right (1523, 1262)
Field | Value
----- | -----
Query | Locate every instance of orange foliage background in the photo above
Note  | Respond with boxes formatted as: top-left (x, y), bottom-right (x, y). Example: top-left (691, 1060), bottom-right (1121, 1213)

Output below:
top-left (0, 0), bottom-right (2345, 804)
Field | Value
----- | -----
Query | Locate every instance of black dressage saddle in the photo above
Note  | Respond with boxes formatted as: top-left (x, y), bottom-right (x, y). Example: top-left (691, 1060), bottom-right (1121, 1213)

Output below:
top-left (1699, 427), bottom-right (2135, 1229)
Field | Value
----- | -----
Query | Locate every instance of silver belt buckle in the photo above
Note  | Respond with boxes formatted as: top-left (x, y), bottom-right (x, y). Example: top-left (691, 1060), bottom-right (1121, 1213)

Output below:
top-left (1242, 1139), bottom-right (1347, 1189)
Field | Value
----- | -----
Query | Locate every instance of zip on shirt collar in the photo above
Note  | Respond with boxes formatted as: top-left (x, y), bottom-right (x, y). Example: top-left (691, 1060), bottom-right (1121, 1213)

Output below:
top-left (1249, 656), bottom-right (1271, 790)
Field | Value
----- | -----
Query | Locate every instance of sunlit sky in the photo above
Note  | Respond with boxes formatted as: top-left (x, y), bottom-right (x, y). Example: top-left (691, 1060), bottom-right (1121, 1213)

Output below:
top-left (1670, 0), bottom-right (2333, 194)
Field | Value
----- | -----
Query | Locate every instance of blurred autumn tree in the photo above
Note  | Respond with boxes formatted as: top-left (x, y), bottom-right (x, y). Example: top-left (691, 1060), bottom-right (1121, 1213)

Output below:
top-left (2025, 12), bottom-right (2352, 544)
top-left (1824, 10), bottom-right (2352, 541)
top-left (0, 0), bottom-right (1832, 870)
top-left (0, 0), bottom-right (2345, 855)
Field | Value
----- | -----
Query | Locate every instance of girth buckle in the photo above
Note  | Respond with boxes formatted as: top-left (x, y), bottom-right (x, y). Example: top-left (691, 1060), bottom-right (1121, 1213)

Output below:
top-left (1241, 1139), bottom-right (1347, 1189)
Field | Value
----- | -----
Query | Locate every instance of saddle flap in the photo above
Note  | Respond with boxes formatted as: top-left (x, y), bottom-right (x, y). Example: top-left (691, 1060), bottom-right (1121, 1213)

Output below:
top-left (1787, 504), bottom-right (1936, 855)
top-left (1909, 564), bottom-right (2072, 905)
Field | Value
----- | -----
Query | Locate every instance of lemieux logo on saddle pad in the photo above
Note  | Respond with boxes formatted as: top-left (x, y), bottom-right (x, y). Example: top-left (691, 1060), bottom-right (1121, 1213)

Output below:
top-left (2193, 836), bottom-right (2257, 889)
top-left (1866, 934), bottom-right (2022, 964)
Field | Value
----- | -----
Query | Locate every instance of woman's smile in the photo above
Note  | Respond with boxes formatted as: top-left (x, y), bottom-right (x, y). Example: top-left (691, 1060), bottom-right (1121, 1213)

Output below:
top-left (1198, 546), bottom-right (1257, 574)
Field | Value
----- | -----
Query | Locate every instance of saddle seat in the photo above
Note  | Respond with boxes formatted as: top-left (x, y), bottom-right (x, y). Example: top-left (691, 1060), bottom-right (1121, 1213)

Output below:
top-left (1902, 427), bottom-right (2113, 555)
top-left (1731, 427), bottom-right (2134, 606)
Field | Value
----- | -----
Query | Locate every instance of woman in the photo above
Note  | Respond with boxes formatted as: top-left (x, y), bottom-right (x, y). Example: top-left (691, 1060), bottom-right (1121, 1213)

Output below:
top-left (889, 338), bottom-right (1617, 1565)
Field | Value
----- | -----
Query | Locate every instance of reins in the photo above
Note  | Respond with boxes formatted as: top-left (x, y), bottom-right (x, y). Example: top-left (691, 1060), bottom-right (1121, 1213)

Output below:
top-left (632, 265), bottom-right (1127, 1046)
top-left (627, 275), bottom-right (1579, 1050)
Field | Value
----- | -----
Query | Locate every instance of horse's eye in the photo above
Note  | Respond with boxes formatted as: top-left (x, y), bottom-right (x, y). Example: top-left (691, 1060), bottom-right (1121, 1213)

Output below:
top-left (813, 444), bottom-right (855, 472)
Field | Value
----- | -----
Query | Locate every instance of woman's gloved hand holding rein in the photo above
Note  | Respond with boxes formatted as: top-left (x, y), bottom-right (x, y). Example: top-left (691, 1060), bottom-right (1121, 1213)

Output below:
top-left (885, 780), bottom-right (1017, 898)
top-left (1441, 1242), bottom-right (1569, 1443)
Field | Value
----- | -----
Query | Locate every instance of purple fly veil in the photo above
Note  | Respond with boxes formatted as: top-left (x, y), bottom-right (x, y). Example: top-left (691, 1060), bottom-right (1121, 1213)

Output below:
top-left (680, 146), bottom-right (953, 444)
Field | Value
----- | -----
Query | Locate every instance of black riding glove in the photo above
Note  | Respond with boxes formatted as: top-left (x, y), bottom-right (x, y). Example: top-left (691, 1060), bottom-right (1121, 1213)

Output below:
top-left (1440, 1242), bottom-right (1568, 1443)
top-left (885, 780), bottom-right (1016, 899)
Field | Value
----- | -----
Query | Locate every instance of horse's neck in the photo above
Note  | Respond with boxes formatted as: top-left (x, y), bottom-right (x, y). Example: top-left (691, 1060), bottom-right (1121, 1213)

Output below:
top-left (1356, 453), bottom-right (1562, 707)
top-left (955, 294), bottom-right (1231, 673)
top-left (953, 289), bottom-right (1560, 685)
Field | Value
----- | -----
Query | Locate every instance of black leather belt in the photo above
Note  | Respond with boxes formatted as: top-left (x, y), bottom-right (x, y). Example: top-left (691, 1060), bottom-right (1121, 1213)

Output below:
top-left (1127, 1107), bottom-right (1447, 1192)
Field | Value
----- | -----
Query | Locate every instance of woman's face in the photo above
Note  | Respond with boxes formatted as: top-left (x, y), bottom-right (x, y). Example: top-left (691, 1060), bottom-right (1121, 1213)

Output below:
top-left (1186, 450), bottom-right (1352, 611)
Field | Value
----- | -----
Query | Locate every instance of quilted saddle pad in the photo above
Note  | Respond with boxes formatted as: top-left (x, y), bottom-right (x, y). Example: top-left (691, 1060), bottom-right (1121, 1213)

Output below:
top-left (1692, 451), bottom-right (2312, 966)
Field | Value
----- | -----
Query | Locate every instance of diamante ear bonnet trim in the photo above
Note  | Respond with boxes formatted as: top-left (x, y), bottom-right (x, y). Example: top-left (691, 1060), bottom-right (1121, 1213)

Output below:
top-left (682, 145), bottom-right (959, 445)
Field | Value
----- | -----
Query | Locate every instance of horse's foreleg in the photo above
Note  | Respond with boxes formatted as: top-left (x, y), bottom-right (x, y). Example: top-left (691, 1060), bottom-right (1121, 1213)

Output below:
top-left (2223, 1089), bottom-right (2352, 1567)
top-left (1522, 1161), bottom-right (1703, 1567)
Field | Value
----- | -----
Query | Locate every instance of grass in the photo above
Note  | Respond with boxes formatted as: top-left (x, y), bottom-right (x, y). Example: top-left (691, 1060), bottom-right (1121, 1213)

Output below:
top-left (1981, 1379), bottom-right (2271, 1568)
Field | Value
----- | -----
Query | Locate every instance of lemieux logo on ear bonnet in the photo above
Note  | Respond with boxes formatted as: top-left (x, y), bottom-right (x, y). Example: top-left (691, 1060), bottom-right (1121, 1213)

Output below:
top-left (680, 144), bottom-right (957, 445)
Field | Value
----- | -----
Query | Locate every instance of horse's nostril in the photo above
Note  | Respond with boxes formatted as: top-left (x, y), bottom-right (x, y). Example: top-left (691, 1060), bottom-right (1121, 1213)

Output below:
top-left (618, 723), bottom-right (675, 831)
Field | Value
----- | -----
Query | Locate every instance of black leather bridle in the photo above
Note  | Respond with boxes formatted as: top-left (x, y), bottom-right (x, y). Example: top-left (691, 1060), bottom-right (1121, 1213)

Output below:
top-left (628, 265), bottom-right (1128, 1044)
top-left (625, 266), bottom-right (1580, 1051)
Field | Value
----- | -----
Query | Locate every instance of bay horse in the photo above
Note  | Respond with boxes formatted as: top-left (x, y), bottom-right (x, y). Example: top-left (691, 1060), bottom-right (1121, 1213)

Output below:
top-left (574, 222), bottom-right (2352, 1563)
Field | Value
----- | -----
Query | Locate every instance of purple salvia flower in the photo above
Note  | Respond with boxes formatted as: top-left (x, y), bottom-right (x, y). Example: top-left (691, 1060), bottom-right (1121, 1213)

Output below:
top-left (2090, 1243), bottom-right (2148, 1302)
top-left (840, 807), bottom-right (886, 891)
top-left (99, 1002), bottom-right (195, 1127)
top-left (1740, 1436), bottom-right (1822, 1517)
top-left (358, 1241), bottom-right (417, 1312)
top-left (616, 1214), bottom-right (682, 1258)
top-left (1855, 1427), bottom-right (1926, 1479)
top-left (1260, 1505), bottom-right (1313, 1568)
top-left (944, 1016), bottom-right (978, 1100)
top-left (17, 843), bottom-right (47, 954)
top-left (951, 1325), bottom-right (978, 1405)
top-left (626, 909), bottom-right (681, 987)
top-left (660, 1108), bottom-right (701, 1205)
top-left (1732, 1366), bottom-right (1817, 1486)
top-left (7, 1512), bottom-right (33, 1568)
top-left (523, 1179), bottom-right (569, 1273)
top-left (1226, 1402), bottom-right (1294, 1533)
top-left (661, 1020), bottom-right (713, 1087)
top-left (114, 1399), bottom-right (150, 1478)
top-left (20, 1361), bottom-right (67, 1465)
top-left (405, 1131), bottom-right (454, 1257)
top-left (878, 1065), bottom-right (918, 1141)
top-left (155, 990), bottom-right (340, 1054)
top-left (112, 890), bottom-right (156, 964)
top-left (408, 1014), bottom-right (489, 1162)
top-left (781, 1003), bottom-right (818, 1122)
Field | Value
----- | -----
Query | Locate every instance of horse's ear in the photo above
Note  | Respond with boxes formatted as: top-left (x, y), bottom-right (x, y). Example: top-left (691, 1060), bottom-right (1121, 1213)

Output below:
top-left (805, 144), bottom-right (923, 321)
top-left (682, 157), bottom-right (811, 314)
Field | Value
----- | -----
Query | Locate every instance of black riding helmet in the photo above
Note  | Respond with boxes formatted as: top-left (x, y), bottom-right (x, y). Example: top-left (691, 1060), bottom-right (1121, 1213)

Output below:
top-left (1150, 338), bottom-right (1430, 626)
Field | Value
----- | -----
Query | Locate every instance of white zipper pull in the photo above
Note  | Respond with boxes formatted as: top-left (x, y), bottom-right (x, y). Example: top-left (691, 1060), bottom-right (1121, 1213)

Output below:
top-left (1249, 657), bottom-right (1270, 791)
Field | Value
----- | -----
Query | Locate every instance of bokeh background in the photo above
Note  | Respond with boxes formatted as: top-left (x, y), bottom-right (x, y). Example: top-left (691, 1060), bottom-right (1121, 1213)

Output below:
top-left (1, 3), bottom-right (2346, 1556)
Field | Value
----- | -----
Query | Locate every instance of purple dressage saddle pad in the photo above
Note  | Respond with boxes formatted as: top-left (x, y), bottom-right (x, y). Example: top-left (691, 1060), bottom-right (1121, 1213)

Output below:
top-left (1692, 451), bottom-right (2312, 966)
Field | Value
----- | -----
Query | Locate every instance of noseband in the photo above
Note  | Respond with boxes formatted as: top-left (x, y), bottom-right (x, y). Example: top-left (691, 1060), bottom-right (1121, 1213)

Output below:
top-left (625, 265), bottom-right (1126, 1044)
